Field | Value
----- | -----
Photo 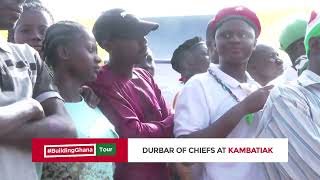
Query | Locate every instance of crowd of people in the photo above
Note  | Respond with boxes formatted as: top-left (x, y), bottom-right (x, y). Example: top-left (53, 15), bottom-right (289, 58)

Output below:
top-left (0, 0), bottom-right (319, 180)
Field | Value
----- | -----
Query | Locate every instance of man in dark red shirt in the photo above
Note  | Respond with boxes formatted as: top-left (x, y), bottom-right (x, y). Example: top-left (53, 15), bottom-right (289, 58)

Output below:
top-left (89, 8), bottom-right (173, 180)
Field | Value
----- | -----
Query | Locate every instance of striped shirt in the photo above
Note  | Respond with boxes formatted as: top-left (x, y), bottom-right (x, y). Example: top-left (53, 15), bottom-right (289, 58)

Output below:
top-left (256, 70), bottom-right (320, 180)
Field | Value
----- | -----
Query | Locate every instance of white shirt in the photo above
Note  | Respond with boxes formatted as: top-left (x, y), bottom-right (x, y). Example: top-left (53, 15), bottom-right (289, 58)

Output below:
top-left (174, 64), bottom-right (266, 180)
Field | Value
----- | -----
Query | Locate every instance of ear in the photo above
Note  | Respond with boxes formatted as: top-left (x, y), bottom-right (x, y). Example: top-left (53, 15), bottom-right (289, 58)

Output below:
top-left (253, 39), bottom-right (257, 51)
top-left (309, 37), bottom-right (320, 49)
top-left (56, 46), bottom-right (70, 60)
top-left (206, 40), bottom-right (212, 49)
top-left (298, 40), bottom-right (306, 48)
top-left (207, 40), bottom-right (217, 51)
top-left (101, 39), bottom-right (112, 52)
top-left (248, 62), bottom-right (257, 70)
top-left (212, 40), bottom-right (217, 49)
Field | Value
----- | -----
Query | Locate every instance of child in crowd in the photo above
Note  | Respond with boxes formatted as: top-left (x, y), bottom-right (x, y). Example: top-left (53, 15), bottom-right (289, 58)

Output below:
top-left (41, 21), bottom-right (118, 179)
top-left (8, 2), bottom-right (53, 57)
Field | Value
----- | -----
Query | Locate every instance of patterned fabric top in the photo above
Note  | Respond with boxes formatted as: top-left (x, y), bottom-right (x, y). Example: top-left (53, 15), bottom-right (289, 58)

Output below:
top-left (41, 99), bottom-right (118, 180)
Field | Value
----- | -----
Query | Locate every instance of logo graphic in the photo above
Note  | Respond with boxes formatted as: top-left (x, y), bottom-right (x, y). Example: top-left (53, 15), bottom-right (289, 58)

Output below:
top-left (44, 144), bottom-right (116, 158)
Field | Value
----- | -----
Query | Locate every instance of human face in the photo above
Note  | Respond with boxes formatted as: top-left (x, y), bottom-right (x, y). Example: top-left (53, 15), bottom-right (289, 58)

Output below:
top-left (134, 53), bottom-right (155, 76)
top-left (215, 19), bottom-right (256, 65)
top-left (253, 46), bottom-right (284, 81)
top-left (0, 0), bottom-right (25, 30)
top-left (14, 9), bottom-right (53, 53)
top-left (187, 43), bottom-right (210, 75)
top-left (110, 36), bottom-right (148, 65)
top-left (308, 37), bottom-right (320, 75)
top-left (67, 31), bottom-right (101, 83)
top-left (285, 38), bottom-right (306, 66)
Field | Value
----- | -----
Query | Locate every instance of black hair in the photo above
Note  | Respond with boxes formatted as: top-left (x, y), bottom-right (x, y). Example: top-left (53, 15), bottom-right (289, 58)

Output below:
top-left (7, 2), bottom-right (54, 42)
top-left (171, 36), bottom-right (203, 73)
top-left (92, 8), bottom-right (125, 47)
top-left (42, 21), bottom-right (87, 69)
top-left (206, 20), bottom-right (214, 42)
top-left (248, 44), bottom-right (271, 65)
top-left (23, 2), bottom-right (54, 22)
